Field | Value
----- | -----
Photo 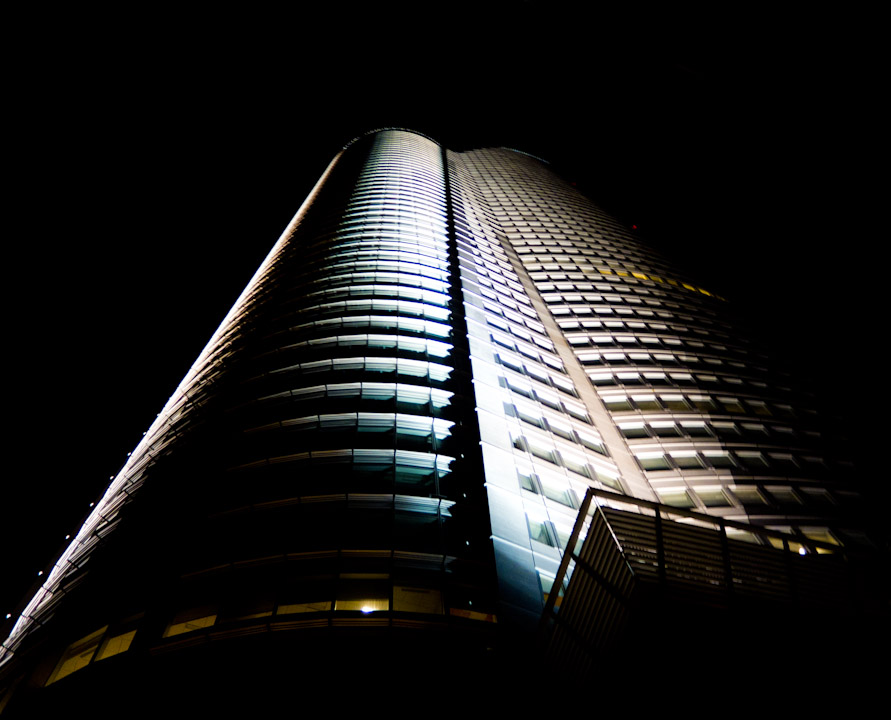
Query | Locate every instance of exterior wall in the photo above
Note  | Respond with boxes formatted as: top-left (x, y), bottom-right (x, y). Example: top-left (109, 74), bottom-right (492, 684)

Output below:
top-left (0, 131), bottom-right (499, 701)
top-left (449, 145), bottom-right (863, 620)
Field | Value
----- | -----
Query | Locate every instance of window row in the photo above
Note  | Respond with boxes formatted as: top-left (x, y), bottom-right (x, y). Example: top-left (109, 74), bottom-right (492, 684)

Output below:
top-left (502, 375), bottom-right (590, 422)
top-left (589, 368), bottom-right (798, 398)
top-left (490, 331), bottom-right (562, 372)
top-left (602, 392), bottom-right (798, 419)
top-left (297, 298), bottom-right (450, 323)
top-left (480, 297), bottom-right (548, 338)
top-left (568, 330), bottom-right (744, 352)
top-left (512, 435), bottom-right (622, 490)
top-left (304, 284), bottom-right (451, 308)
top-left (289, 315), bottom-right (452, 340)
top-left (497, 354), bottom-right (577, 396)
top-left (262, 357), bottom-right (453, 385)
top-left (254, 382), bottom-right (454, 415)
top-left (634, 448), bottom-right (821, 475)
top-left (305, 248), bottom-right (450, 273)
top-left (508, 402), bottom-right (607, 455)
top-left (247, 412), bottom-right (454, 443)
top-left (518, 470), bottom-right (581, 509)
top-left (230, 448), bottom-right (455, 497)
top-left (486, 313), bottom-right (553, 350)
top-left (282, 334), bottom-right (453, 360)
top-left (305, 270), bottom-right (450, 294)
top-left (311, 258), bottom-right (450, 283)
top-left (653, 484), bottom-right (841, 518)
top-left (575, 349), bottom-right (753, 371)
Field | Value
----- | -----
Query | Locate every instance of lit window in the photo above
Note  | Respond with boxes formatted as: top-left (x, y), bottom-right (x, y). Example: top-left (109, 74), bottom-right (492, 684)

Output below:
top-left (636, 452), bottom-right (671, 471)
top-left (768, 453), bottom-right (799, 471)
top-left (540, 478), bottom-right (576, 507)
top-left (335, 581), bottom-right (390, 613)
top-left (518, 470), bottom-right (539, 493)
top-left (650, 421), bottom-right (681, 438)
top-left (695, 487), bottom-right (732, 506)
top-left (766, 487), bottom-right (802, 504)
top-left (631, 394), bottom-right (661, 411)
top-left (737, 452), bottom-right (770, 469)
top-left (163, 610), bottom-right (217, 638)
top-left (689, 395), bottom-right (717, 411)
top-left (603, 395), bottom-right (633, 412)
top-left (619, 422), bottom-right (649, 439)
top-left (277, 600), bottom-right (332, 614)
top-left (670, 451), bottom-right (704, 469)
top-left (94, 630), bottom-right (137, 662)
top-left (656, 489), bottom-right (695, 508)
top-left (725, 528), bottom-right (760, 544)
top-left (393, 586), bottom-right (443, 614)
top-left (527, 517), bottom-right (555, 546)
top-left (731, 486), bottom-right (767, 505)
top-left (719, 397), bottom-right (745, 413)
top-left (661, 394), bottom-right (691, 411)
top-left (680, 421), bottom-right (712, 437)
top-left (46, 627), bottom-right (107, 685)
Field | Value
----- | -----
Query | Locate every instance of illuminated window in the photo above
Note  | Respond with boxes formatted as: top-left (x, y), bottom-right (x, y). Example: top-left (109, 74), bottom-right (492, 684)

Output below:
top-left (518, 470), bottom-right (539, 493)
top-left (619, 422), bottom-right (649, 439)
top-left (670, 451), bottom-right (704, 469)
top-left (94, 630), bottom-right (137, 662)
top-left (657, 489), bottom-right (695, 508)
top-left (603, 396), bottom-right (633, 412)
top-left (393, 586), bottom-right (443, 614)
top-left (680, 421), bottom-right (713, 437)
top-left (732, 486), bottom-right (767, 505)
top-left (661, 394), bottom-right (691, 411)
top-left (689, 395), bottom-right (717, 411)
top-left (335, 580), bottom-right (390, 613)
top-left (719, 397), bottom-right (745, 413)
top-left (631, 394), bottom-right (661, 411)
top-left (527, 516), bottom-right (556, 546)
top-left (696, 487), bottom-right (732, 507)
top-left (767, 486), bottom-right (802, 505)
top-left (650, 421), bottom-right (681, 438)
top-left (703, 450), bottom-right (737, 469)
top-left (737, 452), bottom-right (770, 469)
top-left (163, 610), bottom-right (218, 638)
top-left (277, 600), bottom-right (332, 614)
top-left (636, 452), bottom-right (670, 470)
top-left (46, 626), bottom-right (107, 685)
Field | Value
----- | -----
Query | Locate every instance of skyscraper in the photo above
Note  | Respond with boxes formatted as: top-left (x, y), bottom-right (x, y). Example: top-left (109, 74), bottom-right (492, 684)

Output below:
top-left (0, 129), bottom-right (877, 713)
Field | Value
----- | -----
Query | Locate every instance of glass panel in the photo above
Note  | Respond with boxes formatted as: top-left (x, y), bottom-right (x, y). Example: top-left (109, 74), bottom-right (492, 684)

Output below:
top-left (46, 627), bottom-right (107, 685)
top-left (393, 586), bottom-right (443, 614)
top-left (163, 613), bottom-right (217, 638)
top-left (94, 630), bottom-right (137, 662)
top-left (670, 452), bottom-right (704, 469)
top-left (657, 489), bottom-right (695, 508)
top-left (527, 517), bottom-right (554, 546)
top-left (637, 453), bottom-right (671, 470)
top-left (696, 487), bottom-right (732, 506)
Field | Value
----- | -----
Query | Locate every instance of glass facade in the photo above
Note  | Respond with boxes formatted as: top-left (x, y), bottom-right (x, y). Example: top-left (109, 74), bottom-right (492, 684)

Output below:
top-left (0, 130), bottom-right (867, 709)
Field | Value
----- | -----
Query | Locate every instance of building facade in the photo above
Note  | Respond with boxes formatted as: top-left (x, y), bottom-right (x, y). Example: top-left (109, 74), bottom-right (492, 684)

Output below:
top-left (0, 129), bottom-right (871, 712)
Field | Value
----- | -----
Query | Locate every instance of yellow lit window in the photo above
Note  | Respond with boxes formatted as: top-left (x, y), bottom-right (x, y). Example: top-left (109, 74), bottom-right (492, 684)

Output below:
top-left (46, 626), bottom-right (107, 685)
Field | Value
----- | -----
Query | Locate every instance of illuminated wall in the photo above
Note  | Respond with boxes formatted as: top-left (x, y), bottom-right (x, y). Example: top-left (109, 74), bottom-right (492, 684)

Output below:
top-left (449, 146), bottom-right (860, 622)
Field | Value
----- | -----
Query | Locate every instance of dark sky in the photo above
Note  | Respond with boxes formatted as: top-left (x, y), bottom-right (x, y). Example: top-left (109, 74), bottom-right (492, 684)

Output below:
top-left (3, 7), bottom-right (880, 618)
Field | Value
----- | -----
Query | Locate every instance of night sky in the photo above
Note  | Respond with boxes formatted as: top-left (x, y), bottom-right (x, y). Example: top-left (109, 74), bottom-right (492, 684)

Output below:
top-left (4, 7), bottom-right (880, 620)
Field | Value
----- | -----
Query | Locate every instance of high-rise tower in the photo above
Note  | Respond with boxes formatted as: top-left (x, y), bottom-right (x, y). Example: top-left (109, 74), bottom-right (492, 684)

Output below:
top-left (1, 129), bottom-right (877, 713)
